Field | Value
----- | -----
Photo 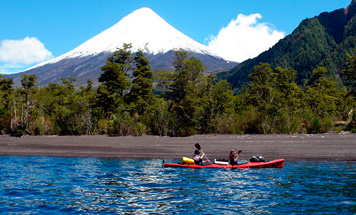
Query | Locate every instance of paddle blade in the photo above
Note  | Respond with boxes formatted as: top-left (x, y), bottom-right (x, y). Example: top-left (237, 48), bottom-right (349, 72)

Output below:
top-left (237, 150), bottom-right (242, 155)
top-left (195, 143), bottom-right (201, 150)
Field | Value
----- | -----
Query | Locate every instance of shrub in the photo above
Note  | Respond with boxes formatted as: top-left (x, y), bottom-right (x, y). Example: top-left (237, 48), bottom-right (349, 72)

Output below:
top-left (307, 117), bottom-right (333, 133)
top-left (110, 112), bottom-right (147, 136)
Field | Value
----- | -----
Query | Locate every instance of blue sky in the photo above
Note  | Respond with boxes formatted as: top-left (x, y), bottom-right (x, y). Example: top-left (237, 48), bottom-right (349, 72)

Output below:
top-left (0, 0), bottom-right (351, 74)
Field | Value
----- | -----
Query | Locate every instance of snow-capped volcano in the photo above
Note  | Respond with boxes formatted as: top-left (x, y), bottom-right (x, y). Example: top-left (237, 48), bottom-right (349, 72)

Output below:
top-left (12, 7), bottom-right (237, 87)
top-left (44, 7), bottom-right (215, 65)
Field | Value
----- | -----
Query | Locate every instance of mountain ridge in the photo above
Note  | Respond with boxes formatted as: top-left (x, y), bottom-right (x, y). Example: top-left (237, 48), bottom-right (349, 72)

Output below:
top-left (218, 1), bottom-right (356, 90)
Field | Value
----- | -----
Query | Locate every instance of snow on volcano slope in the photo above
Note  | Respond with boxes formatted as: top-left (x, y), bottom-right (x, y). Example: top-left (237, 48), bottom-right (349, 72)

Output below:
top-left (35, 7), bottom-right (217, 67)
top-left (12, 7), bottom-right (237, 87)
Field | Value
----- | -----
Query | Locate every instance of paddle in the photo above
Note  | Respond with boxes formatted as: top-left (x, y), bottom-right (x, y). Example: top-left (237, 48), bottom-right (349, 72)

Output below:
top-left (195, 143), bottom-right (210, 163)
top-left (237, 150), bottom-right (242, 156)
top-left (236, 150), bottom-right (242, 161)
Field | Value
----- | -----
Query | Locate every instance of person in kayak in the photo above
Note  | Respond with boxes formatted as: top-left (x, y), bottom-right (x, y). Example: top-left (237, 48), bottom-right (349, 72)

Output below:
top-left (229, 149), bottom-right (239, 165)
top-left (193, 149), bottom-right (209, 165)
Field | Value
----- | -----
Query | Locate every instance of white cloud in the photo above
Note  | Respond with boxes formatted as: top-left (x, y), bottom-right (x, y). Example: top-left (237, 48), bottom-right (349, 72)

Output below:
top-left (0, 37), bottom-right (53, 65)
top-left (208, 13), bottom-right (285, 62)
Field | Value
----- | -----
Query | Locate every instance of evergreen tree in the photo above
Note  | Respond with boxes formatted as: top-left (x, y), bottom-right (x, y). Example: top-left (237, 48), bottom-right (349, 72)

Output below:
top-left (20, 74), bottom-right (38, 132)
top-left (274, 67), bottom-right (303, 112)
top-left (248, 63), bottom-right (277, 114)
top-left (0, 75), bottom-right (14, 133)
top-left (342, 54), bottom-right (356, 130)
top-left (0, 75), bottom-right (14, 110)
top-left (127, 49), bottom-right (154, 115)
top-left (200, 75), bottom-right (234, 133)
top-left (163, 50), bottom-right (206, 102)
top-left (156, 49), bottom-right (207, 135)
top-left (343, 53), bottom-right (356, 94)
top-left (97, 43), bottom-right (133, 116)
top-left (303, 67), bottom-right (343, 132)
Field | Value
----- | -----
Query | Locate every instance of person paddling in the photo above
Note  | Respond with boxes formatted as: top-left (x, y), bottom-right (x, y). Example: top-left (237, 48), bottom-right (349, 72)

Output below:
top-left (229, 149), bottom-right (240, 165)
top-left (193, 149), bottom-right (209, 165)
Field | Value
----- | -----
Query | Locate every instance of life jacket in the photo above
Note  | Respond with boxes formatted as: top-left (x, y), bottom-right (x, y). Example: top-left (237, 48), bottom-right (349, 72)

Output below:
top-left (193, 154), bottom-right (201, 161)
top-left (229, 154), bottom-right (237, 164)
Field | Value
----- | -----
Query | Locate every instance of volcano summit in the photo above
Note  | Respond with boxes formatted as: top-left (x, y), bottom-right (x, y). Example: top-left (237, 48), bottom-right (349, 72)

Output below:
top-left (11, 7), bottom-right (237, 87)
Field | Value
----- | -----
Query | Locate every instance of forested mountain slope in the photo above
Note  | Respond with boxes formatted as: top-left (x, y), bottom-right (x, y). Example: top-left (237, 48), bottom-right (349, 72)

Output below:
top-left (218, 0), bottom-right (356, 90)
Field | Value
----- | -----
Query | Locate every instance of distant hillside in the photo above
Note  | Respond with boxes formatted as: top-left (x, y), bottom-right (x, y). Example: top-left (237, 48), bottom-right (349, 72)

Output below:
top-left (218, 0), bottom-right (356, 90)
top-left (9, 51), bottom-right (236, 88)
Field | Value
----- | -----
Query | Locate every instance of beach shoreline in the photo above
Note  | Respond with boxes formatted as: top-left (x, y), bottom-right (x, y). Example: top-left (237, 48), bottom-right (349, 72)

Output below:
top-left (0, 133), bottom-right (355, 161)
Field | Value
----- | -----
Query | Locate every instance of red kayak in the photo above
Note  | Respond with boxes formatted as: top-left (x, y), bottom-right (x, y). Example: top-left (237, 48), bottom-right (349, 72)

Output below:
top-left (164, 159), bottom-right (284, 169)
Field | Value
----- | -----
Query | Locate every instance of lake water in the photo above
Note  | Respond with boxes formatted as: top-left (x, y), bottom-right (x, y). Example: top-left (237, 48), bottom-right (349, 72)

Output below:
top-left (0, 156), bottom-right (355, 214)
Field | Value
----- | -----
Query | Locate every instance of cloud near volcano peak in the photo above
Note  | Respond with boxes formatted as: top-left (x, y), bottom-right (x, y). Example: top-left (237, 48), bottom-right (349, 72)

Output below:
top-left (0, 37), bottom-right (53, 65)
top-left (208, 13), bottom-right (285, 62)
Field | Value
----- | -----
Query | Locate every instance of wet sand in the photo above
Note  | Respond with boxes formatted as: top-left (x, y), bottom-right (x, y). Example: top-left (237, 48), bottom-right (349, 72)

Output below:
top-left (0, 133), bottom-right (355, 161)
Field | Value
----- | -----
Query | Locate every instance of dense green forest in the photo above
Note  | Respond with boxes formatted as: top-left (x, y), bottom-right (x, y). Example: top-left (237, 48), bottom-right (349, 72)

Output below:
top-left (218, 1), bottom-right (356, 91)
top-left (0, 44), bottom-right (355, 136)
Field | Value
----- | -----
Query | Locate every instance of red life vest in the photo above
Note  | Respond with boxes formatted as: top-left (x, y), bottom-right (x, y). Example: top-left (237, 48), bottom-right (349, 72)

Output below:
top-left (229, 154), bottom-right (237, 164)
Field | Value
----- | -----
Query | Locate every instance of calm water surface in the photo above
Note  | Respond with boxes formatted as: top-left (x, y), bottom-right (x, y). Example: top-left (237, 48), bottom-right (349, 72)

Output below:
top-left (0, 156), bottom-right (355, 214)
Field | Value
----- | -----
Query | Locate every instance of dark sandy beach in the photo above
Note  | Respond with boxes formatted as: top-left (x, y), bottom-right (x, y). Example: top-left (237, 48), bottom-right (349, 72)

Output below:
top-left (0, 133), bottom-right (355, 161)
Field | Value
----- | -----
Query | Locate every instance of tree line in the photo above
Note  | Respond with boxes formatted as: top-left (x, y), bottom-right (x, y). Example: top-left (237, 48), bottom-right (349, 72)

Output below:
top-left (0, 44), bottom-right (355, 136)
